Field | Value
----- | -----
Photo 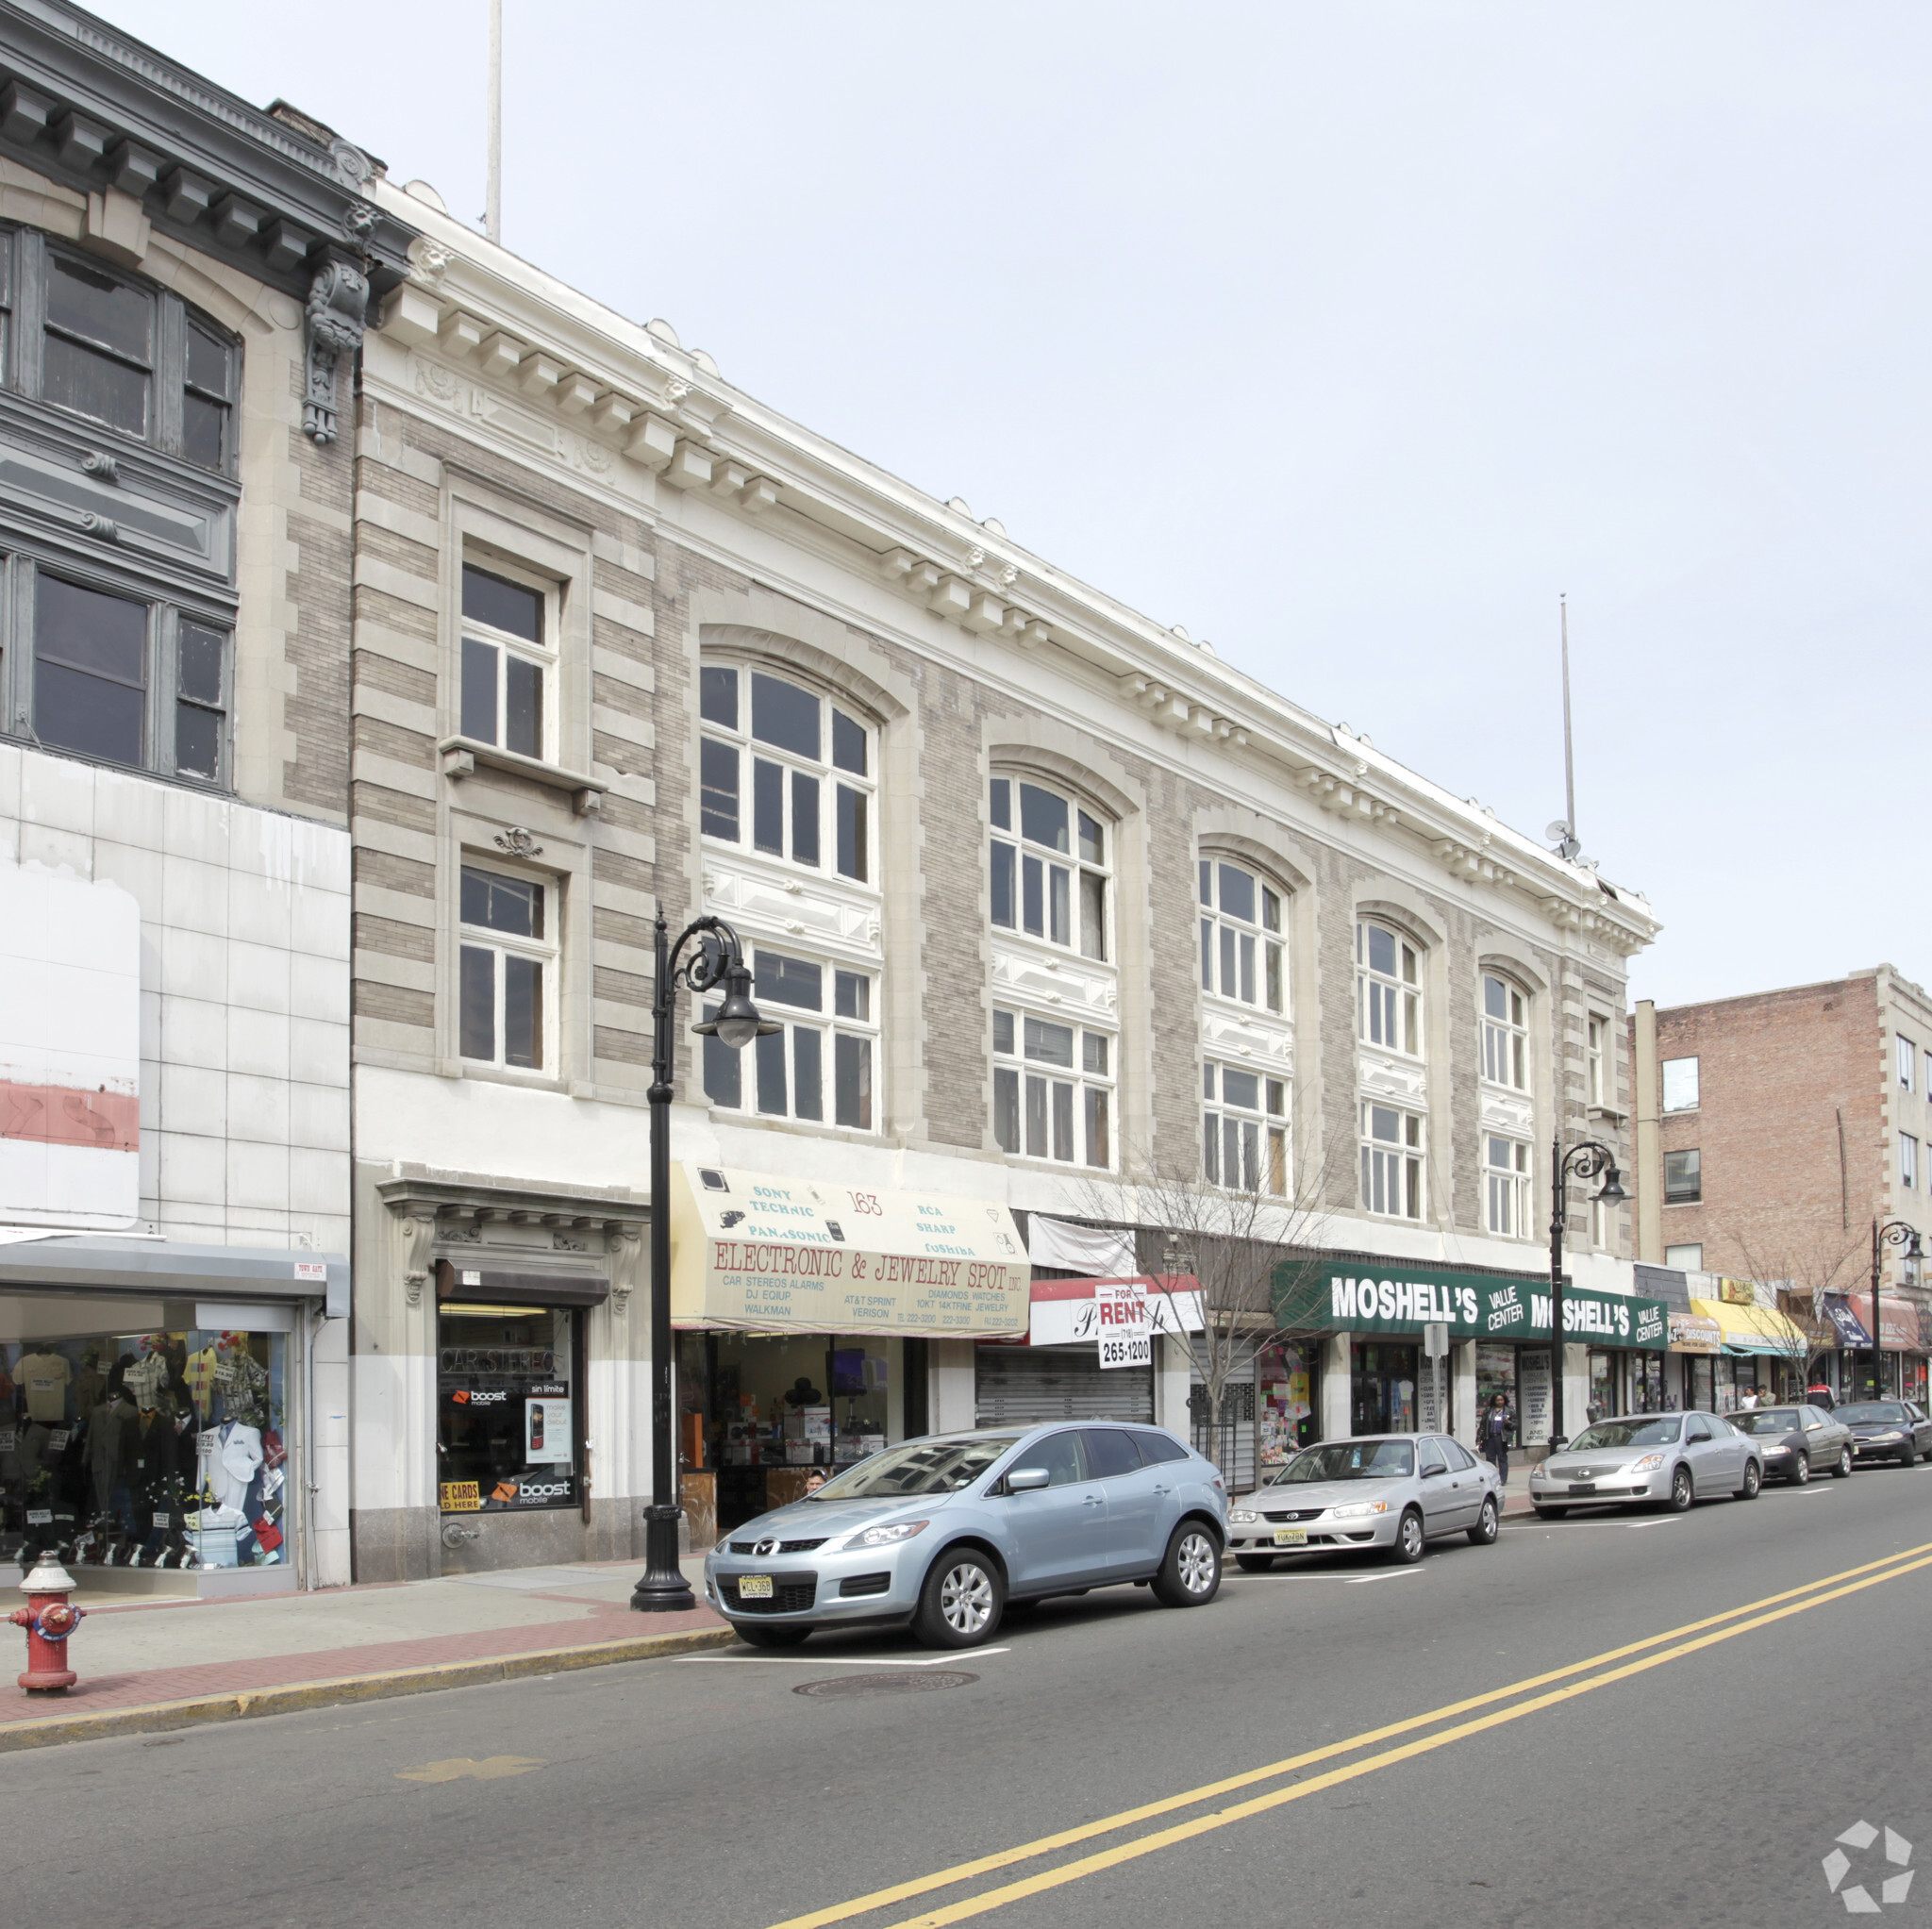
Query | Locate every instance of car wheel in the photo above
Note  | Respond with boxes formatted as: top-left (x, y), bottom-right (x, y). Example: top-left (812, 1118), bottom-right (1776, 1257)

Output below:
top-left (1738, 1458), bottom-right (1761, 1500)
top-left (1668, 1465), bottom-right (1694, 1511)
top-left (1235, 1554), bottom-right (1277, 1574)
top-left (1790, 1451), bottom-right (1811, 1487)
top-left (734, 1623), bottom-right (810, 1649)
top-left (1152, 1523), bottom-right (1224, 1606)
top-left (913, 1550), bottom-right (1004, 1649)
top-left (1532, 1505), bottom-right (1569, 1521)
top-left (1833, 1446), bottom-right (1853, 1479)
top-left (1467, 1496), bottom-right (1500, 1547)
top-left (1901, 1444), bottom-right (1917, 1469)
top-left (1390, 1507), bottom-right (1426, 1564)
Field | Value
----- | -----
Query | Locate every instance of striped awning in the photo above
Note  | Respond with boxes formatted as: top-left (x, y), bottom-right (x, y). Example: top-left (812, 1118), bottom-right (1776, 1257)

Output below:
top-left (1689, 1298), bottom-right (1807, 1358)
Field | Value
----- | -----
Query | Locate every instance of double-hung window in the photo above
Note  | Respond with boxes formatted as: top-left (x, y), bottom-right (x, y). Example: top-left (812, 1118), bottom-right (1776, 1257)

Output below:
top-left (992, 1007), bottom-right (1111, 1166)
top-left (1360, 1103), bottom-right (1424, 1220)
top-left (1485, 1136), bottom-right (1532, 1237)
top-left (989, 777), bottom-right (1108, 958)
top-left (1901, 1037), bottom-right (1917, 1093)
top-left (1199, 861), bottom-right (1283, 1012)
top-left (1903, 1134), bottom-right (1919, 1191)
top-left (700, 666), bottom-right (872, 882)
top-left (704, 950), bottom-right (875, 1131)
top-left (1204, 1064), bottom-right (1286, 1193)
top-left (459, 866), bottom-right (552, 1073)
top-left (1357, 923), bottom-right (1421, 1056)
top-left (1663, 1148), bottom-right (1701, 1204)
top-left (460, 563), bottom-right (553, 761)
top-left (1587, 1016), bottom-right (1607, 1106)
top-left (1481, 976), bottom-right (1528, 1089)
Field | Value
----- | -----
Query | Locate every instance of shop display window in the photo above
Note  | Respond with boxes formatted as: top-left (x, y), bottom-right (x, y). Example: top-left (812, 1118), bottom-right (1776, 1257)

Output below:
top-left (2, 1323), bottom-right (287, 1572)
top-left (1350, 1341), bottom-right (1418, 1435)
top-left (1256, 1343), bottom-right (1316, 1466)
top-left (437, 1302), bottom-right (581, 1514)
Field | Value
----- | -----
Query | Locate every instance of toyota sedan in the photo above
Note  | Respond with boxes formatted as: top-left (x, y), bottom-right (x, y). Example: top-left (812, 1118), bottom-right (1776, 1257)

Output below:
top-left (1836, 1401), bottom-right (1932, 1467)
top-left (1530, 1411), bottom-right (1762, 1515)
top-left (703, 1423), bottom-right (1227, 1650)
top-left (1225, 1434), bottom-right (1500, 1569)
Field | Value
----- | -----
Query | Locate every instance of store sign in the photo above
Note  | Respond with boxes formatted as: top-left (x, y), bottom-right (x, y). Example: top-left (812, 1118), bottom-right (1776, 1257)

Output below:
top-left (1719, 1277), bottom-right (1757, 1305)
top-left (1517, 1349), bottom-right (1553, 1446)
top-left (441, 1482), bottom-right (481, 1512)
top-left (671, 1164), bottom-right (1029, 1337)
top-left (1668, 1313), bottom-right (1724, 1355)
top-left (1822, 1296), bottom-right (1874, 1348)
top-left (525, 1397), bottom-right (572, 1465)
top-left (1094, 1283), bottom-right (1152, 1369)
top-left (1277, 1261), bottom-right (1667, 1351)
top-left (1878, 1297), bottom-right (1922, 1352)
top-left (1024, 1275), bottom-right (1207, 1347)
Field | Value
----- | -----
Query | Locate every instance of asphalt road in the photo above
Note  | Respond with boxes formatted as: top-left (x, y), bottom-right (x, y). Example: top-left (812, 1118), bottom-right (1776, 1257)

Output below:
top-left (8, 1466), bottom-right (1932, 1929)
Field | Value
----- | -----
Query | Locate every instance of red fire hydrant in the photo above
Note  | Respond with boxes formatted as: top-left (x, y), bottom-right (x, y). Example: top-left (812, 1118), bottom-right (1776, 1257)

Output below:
top-left (10, 1556), bottom-right (85, 1694)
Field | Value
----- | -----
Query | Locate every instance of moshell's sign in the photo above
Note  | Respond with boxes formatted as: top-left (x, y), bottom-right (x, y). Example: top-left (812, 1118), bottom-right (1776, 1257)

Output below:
top-left (671, 1163), bottom-right (1029, 1337)
top-left (1275, 1260), bottom-right (1667, 1352)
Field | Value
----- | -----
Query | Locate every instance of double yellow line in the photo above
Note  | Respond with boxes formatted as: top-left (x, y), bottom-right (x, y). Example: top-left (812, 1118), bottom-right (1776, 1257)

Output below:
top-left (767, 1539), bottom-right (1932, 1929)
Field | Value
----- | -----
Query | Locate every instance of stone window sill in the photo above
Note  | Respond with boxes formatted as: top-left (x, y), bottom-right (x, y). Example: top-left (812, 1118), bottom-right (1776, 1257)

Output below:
top-left (438, 735), bottom-right (606, 818)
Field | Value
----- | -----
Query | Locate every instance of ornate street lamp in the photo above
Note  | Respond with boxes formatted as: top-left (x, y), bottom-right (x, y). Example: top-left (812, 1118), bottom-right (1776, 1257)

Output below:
top-left (630, 915), bottom-right (774, 1614)
top-left (1869, 1219), bottom-right (1922, 1405)
top-left (1548, 1139), bottom-right (1625, 1448)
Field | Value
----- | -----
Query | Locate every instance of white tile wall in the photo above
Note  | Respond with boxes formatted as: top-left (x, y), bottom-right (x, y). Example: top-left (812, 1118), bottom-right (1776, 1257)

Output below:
top-left (0, 746), bottom-right (350, 1251)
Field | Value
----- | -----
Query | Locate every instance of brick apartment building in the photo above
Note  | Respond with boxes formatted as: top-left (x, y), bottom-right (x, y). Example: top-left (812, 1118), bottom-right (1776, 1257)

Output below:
top-left (1630, 967), bottom-right (1932, 1400)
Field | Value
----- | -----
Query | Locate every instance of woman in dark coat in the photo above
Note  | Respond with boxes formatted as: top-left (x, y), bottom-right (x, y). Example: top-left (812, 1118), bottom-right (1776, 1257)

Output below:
top-left (1479, 1390), bottom-right (1517, 1485)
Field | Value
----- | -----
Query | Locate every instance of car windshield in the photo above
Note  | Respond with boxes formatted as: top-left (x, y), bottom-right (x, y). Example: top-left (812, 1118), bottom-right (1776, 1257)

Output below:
top-left (805, 1436), bottom-right (1013, 1499)
top-left (1730, 1409), bottom-right (1803, 1435)
top-left (1273, 1440), bottom-right (1414, 1483)
top-left (1564, 1417), bottom-right (1683, 1450)
top-left (1837, 1404), bottom-right (1909, 1425)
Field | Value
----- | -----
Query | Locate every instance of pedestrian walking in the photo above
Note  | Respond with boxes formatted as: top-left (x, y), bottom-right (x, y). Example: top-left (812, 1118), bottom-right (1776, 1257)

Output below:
top-left (1479, 1391), bottom-right (1516, 1485)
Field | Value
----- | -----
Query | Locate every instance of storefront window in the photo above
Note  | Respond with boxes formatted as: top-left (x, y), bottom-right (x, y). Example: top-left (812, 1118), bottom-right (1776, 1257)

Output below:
top-left (1351, 1341), bottom-right (1418, 1435)
top-left (437, 1304), bottom-right (580, 1514)
top-left (1256, 1343), bottom-right (1317, 1465)
top-left (1587, 1349), bottom-right (1619, 1423)
top-left (3, 1322), bottom-right (287, 1571)
top-left (1630, 1353), bottom-right (1665, 1413)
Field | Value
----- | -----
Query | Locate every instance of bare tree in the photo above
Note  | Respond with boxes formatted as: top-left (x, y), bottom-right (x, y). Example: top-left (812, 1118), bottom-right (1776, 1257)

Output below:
top-left (1726, 1223), bottom-right (1864, 1398)
top-left (1073, 1134), bottom-right (1339, 1480)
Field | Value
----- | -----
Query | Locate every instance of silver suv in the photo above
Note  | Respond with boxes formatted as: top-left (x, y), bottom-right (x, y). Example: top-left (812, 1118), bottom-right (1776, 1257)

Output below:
top-left (703, 1422), bottom-right (1228, 1649)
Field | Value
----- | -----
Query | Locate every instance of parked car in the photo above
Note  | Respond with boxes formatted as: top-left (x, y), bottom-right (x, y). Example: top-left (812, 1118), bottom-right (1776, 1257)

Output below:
top-left (1225, 1433), bottom-right (1501, 1570)
top-left (702, 1422), bottom-right (1227, 1650)
top-left (1835, 1401), bottom-right (1932, 1467)
top-left (1728, 1404), bottom-right (1855, 1483)
top-left (1529, 1411), bottom-right (1762, 1516)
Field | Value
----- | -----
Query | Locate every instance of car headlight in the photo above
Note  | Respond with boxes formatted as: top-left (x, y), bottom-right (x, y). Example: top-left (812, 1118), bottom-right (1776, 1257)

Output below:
top-left (1759, 1443), bottom-right (1789, 1455)
top-left (854, 1519), bottom-right (929, 1547)
top-left (1324, 1501), bottom-right (1390, 1520)
top-left (1529, 1464), bottom-right (1548, 1481)
top-left (1230, 1509), bottom-right (1259, 1523)
top-left (1871, 1431), bottom-right (1904, 1444)
top-left (1626, 1454), bottom-right (1666, 1474)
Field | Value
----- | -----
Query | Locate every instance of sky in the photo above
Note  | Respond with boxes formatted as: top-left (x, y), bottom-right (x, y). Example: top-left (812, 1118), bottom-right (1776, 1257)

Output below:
top-left (97, 2), bottom-right (1932, 1008)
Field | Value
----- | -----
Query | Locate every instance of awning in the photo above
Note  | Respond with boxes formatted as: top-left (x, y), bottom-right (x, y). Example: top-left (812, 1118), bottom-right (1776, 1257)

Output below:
top-left (435, 1258), bottom-right (608, 1307)
top-left (1690, 1298), bottom-right (1808, 1358)
top-left (0, 1232), bottom-right (345, 1318)
top-left (1010, 1274), bottom-right (1205, 1347)
top-left (1822, 1295), bottom-right (1873, 1348)
top-left (1667, 1312), bottom-right (1723, 1355)
top-left (669, 1162), bottom-right (1028, 1337)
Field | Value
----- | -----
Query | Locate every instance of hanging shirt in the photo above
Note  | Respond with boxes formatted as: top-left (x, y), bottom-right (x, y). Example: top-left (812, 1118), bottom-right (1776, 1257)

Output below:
top-left (15, 1352), bottom-right (72, 1422)
top-left (183, 1346), bottom-right (221, 1411)
top-left (124, 1354), bottom-right (170, 1412)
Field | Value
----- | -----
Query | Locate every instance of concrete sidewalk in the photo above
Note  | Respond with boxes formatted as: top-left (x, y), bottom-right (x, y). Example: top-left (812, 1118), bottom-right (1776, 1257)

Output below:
top-left (0, 1555), bottom-right (729, 1752)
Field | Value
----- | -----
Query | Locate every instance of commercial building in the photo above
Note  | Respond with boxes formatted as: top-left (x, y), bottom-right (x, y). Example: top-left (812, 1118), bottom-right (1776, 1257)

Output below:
top-left (1629, 970), bottom-right (1932, 1407)
top-left (0, 2), bottom-right (412, 1591)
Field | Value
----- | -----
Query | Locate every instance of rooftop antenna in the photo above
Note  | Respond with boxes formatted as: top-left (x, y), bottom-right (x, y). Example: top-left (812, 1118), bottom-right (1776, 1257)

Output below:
top-left (1545, 593), bottom-right (1582, 861)
top-left (485, 0), bottom-right (503, 244)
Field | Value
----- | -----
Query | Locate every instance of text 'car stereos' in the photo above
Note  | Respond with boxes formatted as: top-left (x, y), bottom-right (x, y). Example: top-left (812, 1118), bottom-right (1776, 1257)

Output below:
top-left (702, 1424), bottom-right (1228, 1648)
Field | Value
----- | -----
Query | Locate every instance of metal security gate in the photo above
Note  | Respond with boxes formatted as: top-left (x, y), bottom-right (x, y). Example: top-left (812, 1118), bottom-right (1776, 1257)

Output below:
top-left (974, 1344), bottom-right (1155, 1425)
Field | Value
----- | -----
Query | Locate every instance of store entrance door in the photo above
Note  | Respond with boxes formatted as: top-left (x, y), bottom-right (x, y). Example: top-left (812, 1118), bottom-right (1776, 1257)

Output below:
top-left (1351, 1342), bottom-right (1420, 1435)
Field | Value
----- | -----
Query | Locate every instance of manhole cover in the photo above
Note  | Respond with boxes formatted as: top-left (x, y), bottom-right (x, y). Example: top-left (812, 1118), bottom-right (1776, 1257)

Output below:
top-left (792, 1671), bottom-right (978, 1698)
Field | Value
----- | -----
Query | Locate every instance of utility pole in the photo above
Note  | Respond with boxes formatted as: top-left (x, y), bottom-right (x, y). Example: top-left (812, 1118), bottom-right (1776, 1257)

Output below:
top-left (486, 0), bottom-right (503, 245)
top-left (1560, 594), bottom-right (1576, 855)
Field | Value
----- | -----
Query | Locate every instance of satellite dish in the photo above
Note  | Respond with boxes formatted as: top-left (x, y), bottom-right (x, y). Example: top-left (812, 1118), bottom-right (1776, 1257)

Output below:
top-left (1546, 821), bottom-right (1582, 859)
top-left (1545, 820), bottom-right (1570, 841)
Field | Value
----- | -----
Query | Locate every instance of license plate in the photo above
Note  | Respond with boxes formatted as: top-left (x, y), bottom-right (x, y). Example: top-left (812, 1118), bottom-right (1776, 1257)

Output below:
top-left (1568, 1482), bottom-right (1596, 1495)
top-left (738, 1575), bottom-right (774, 1600)
top-left (1272, 1528), bottom-right (1308, 1548)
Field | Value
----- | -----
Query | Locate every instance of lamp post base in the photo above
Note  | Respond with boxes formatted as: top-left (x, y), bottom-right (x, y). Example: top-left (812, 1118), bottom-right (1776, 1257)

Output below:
top-left (629, 1503), bottom-right (696, 1614)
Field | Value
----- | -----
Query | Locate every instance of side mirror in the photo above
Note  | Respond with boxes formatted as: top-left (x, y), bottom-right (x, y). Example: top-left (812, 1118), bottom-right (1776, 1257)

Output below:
top-left (1007, 1467), bottom-right (1050, 1493)
top-left (1422, 1464), bottom-right (1446, 1478)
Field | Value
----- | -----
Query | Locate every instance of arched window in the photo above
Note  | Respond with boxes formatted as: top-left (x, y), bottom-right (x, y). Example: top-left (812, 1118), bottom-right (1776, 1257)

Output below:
top-left (1199, 859), bottom-right (1283, 1013)
top-left (989, 775), bottom-right (1108, 959)
top-left (1357, 921), bottom-right (1421, 1056)
top-left (1480, 973), bottom-right (1529, 1090)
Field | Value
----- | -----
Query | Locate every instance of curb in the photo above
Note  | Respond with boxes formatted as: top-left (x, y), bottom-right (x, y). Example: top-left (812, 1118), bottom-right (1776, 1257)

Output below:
top-left (0, 1621), bottom-right (738, 1754)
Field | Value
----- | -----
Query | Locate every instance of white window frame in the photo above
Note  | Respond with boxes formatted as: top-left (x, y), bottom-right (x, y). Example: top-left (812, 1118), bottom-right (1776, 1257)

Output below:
top-left (458, 860), bottom-right (558, 1077)
top-left (992, 1005), bottom-right (1114, 1169)
top-left (1664, 1242), bottom-right (1704, 1271)
top-left (989, 774), bottom-right (1109, 961)
top-left (1203, 1061), bottom-right (1288, 1194)
top-left (702, 947), bottom-right (879, 1133)
top-left (1484, 1134), bottom-right (1533, 1239)
top-left (1661, 1056), bottom-right (1699, 1113)
top-left (1903, 1132), bottom-right (1919, 1191)
top-left (1480, 974), bottom-right (1529, 1091)
top-left (1587, 1016), bottom-right (1607, 1106)
top-left (698, 660), bottom-right (876, 887)
top-left (1198, 858), bottom-right (1285, 1015)
top-left (1357, 922), bottom-right (1422, 1058)
top-left (1901, 1036), bottom-right (1917, 1093)
top-left (458, 556), bottom-right (559, 765)
top-left (1359, 1100), bottom-right (1425, 1221)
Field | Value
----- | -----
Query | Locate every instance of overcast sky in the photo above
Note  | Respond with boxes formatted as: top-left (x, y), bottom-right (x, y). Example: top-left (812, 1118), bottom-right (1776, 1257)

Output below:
top-left (103, 3), bottom-right (1932, 1008)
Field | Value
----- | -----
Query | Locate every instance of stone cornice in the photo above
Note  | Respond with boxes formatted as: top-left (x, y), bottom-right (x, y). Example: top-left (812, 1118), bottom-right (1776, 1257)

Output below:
top-left (370, 188), bottom-right (1657, 956)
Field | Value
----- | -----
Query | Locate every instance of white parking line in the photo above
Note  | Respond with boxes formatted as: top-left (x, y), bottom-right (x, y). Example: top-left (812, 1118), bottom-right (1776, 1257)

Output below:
top-left (1254, 1569), bottom-right (1425, 1584)
top-left (1501, 1519), bottom-right (1681, 1532)
top-left (677, 1647), bottom-right (1013, 1668)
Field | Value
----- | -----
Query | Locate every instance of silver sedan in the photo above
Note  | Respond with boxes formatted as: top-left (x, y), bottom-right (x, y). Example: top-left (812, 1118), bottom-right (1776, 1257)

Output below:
top-left (1225, 1433), bottom-right (1502, 1569)
top-left (1529, 1411), bottom-right (1763, 1515)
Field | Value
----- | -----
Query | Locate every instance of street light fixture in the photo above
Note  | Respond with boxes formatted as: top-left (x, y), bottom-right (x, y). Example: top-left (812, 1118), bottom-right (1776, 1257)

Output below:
top-left (1869, 1219), bottom-right (1923, 1405)
top-left (631, 914), bottom-right (775, 1615)
top-left (1548, 1138), bottom-right (1625, 1449)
